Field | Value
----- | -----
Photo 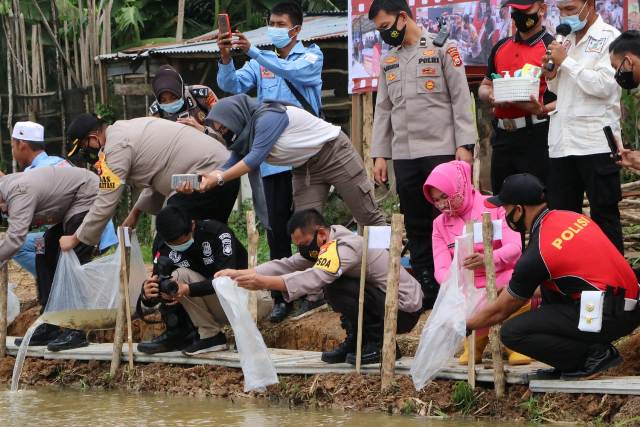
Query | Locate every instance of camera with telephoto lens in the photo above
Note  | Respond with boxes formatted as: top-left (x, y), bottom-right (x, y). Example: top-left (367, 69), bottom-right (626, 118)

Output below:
top-left (156, 255), bottom-right (178, 298)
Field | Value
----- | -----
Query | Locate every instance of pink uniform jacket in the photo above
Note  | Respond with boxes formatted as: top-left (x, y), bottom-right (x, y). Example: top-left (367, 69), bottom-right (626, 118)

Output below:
top-left (424, 161), bottom-right (522, 289)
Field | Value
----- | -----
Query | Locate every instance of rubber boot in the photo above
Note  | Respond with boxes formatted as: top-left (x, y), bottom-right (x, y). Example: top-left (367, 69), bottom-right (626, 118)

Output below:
top-left (138, 304), bottom-right (197, 354)
top-left (458, 333), bottom-right (489, 365)
top-left (321, 316), bottom-right (356, 364)
top-left (418, 271), bottom-right (439, 310)
top-left (506, 347), bottom-right (532, 365)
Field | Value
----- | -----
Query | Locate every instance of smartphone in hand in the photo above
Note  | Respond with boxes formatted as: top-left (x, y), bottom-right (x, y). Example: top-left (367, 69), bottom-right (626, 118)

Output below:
top-left (603, 126), bottom-right (621, 161)
top-left (218, 13), bottom-right (231, 37)
top-left (171, 174), bottom-right (201, 191)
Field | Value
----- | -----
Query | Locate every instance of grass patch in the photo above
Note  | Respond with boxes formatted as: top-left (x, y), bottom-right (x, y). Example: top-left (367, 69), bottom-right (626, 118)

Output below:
top-left (452, 381), bottom-right (476, 415)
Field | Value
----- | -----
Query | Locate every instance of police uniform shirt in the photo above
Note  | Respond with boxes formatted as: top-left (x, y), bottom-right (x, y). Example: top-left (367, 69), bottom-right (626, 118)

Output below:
top-left (75, 117), bottom-right (230, 246)
top-left (546, 16), bottom-right (621, 158)
top-left (371, 29), bottom-right (477, 160)
top-left (148, 84), bottom-right (218, 128)
top-left (152, 220), bottom-right (247, 297)
top-left (255, 225), bottom-right (423, 313)
top-left (0, 167), bottom-right (98, 262)
top-left (507, 209), bottom-right (638, 303)
top-left (487, 28), bottom-right (556, 121)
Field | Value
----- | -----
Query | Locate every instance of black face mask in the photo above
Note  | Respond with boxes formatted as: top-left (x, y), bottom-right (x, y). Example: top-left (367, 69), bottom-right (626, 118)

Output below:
top-left (379, 14), bottom-right (406, 47)
top-left (506, 205), bottom-right (527, 233)
top-left (615, 59), bottom-right (639, 90)
top-left (511, 10), bottom-right (540, 33)
top-left (298, 230), bottom-right (320, 262)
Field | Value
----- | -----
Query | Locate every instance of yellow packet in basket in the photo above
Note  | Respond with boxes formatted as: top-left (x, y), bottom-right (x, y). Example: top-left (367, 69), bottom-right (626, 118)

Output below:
top-left (521, 63), bottom-right (542, 79)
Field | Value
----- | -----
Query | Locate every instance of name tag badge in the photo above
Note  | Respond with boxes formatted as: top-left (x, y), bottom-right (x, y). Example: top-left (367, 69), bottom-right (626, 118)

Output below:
top-left (261, 66), bottom-right (275, 79)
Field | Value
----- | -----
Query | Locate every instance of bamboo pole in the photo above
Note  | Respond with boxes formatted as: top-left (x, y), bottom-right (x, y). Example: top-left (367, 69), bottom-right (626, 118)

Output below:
top-left (110, 232), bottom-right (128, 376)
top-left (51, 0), bottom-right (67, 157)
top-left (0, 252), bottom-right (8, 358)
top-left (362, 92), bottom-right (374, 180)
top-left (465, 221), bottom-right (476, 388)
top-left (119, 227), bottom-right (134, 370)
top-left (380, 214), bottom-right (404, 391)
top-left (176, 0), bottom-right (185, 43)
top-left (355, 225), bottom-right (369, 373)
top-left (246, 210), bottom-right (259, 322)
top-left (482, 212), bottom-right (505, 397)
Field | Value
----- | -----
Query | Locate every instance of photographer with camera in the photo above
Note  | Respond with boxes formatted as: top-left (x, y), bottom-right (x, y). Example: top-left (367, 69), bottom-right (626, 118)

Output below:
top-left (137, 205), bottom-right (272, 355)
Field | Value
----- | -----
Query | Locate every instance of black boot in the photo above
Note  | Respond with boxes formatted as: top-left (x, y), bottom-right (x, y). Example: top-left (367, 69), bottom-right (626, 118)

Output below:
top-left (417, 271), bottom-right (439, 310)
top-left (346, 341), bottom-right (402, 366)
top-left (321, 317), bottom-right (356, 364)
top-left (138, 304), bottom-right (197, 354)
top-left (291, 298), bottom-right (325, 317)
top-left (561, 345), bottom-right (623, 379)
top-left (14, 323), bottom-right (61, 346)
top-left (269, 302), bottom-right (292, 323)
top-left (47, 329), bottom-right (89, 352)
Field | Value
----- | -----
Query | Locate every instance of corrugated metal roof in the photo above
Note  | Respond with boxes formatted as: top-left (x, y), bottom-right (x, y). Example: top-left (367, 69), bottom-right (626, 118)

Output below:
top-left (98, 15), bottom-right (347, 61)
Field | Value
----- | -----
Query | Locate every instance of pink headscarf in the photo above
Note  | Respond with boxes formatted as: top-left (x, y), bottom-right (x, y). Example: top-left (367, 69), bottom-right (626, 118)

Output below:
top-left (423, 160), bottom-right (475, 218)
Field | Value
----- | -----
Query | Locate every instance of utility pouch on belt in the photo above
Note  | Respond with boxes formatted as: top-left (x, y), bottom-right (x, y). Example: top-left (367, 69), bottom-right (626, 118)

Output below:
top-left (578, 291), bottom-right (605, 333)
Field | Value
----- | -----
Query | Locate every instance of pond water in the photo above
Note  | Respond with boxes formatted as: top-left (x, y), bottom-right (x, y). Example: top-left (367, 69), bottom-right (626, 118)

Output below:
top-left (0, 387), bottom-right (518, 427)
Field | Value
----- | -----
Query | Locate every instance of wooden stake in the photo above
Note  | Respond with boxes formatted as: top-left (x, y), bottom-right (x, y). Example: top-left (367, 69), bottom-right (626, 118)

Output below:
top-left (362, 92), bottom-right (374, 180)
top-left (482, 212), bottom-right (505, 397)
top-left (0, 249), bottom-right (8, 358)
top-left (119, 227), bottom-right (134, 370)
top-left (176, 0), bottom-right (185, 43)
top-left (110, 233), bottom-right (128, 376)
top-left (465, 221), bottom-right (476, 389)
top-left (246, 210), bottom-right (259, 322)
top-left (355, 225), bottom-right (369, 373)
top-left (381, 214), bottom-right (404, 391)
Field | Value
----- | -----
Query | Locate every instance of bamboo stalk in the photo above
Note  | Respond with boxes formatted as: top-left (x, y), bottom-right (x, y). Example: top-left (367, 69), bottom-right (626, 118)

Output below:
top-left (0, 255), bottom-right (8, 358)
top-left (482, 212), bottom-right (505, 398)
top-left (64, 20), bottom-right (71, 89)
top-left (380, 214), bottom-right (404, 391)
top-left (246, 210), bottom-right (259, 322)
top-left (110, 231), bottom-right (128, 376)
top-left (465, 221), bottom-right (476, 389)
top-left (119, 227), bottom-right (134, 371)
top-left (51, 0), bottom-right (67, 157)
top-left (355, 226), bottom-right (369, 373)
top-left (176, 0), bottom-right (185, 42)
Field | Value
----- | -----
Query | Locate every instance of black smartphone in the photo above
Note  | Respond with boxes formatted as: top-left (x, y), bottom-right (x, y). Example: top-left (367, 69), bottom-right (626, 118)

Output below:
top-left (603, 126), bottom-right (621, 161)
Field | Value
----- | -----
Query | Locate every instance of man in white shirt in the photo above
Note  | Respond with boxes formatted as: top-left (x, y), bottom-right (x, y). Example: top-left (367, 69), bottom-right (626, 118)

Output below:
top-left (542, 0), bottom-right (623, 253)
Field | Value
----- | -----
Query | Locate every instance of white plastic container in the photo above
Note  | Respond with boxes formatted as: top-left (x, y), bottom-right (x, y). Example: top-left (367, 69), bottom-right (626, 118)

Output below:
top-left (493, 77), bottom-right (540, 103)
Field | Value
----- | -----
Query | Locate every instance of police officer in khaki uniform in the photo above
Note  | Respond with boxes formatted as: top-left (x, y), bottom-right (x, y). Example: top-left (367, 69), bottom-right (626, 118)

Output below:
top-left (4, 166), bottom-right (99, 350)
top-left (149, 65), bottom-right (219, 137)
top-left (369, 0), bottom-right (477, 309)
top-left (59, 114), bottom-right (238, 253)
top-left (216, 209), bottom-right (423, 365)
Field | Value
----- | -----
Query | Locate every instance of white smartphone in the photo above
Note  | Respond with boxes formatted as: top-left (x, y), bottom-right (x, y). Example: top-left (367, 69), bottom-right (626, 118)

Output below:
top-left (171, 174), bottom-right (201, 190)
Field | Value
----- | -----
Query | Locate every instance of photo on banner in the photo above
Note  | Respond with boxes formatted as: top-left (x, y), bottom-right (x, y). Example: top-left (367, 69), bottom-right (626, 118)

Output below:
top-left (349, 0), bottom-right (387, 93)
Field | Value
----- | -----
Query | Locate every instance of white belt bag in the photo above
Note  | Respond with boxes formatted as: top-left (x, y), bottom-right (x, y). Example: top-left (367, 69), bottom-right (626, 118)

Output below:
top-left (497, 115), bottom-right (548, 131)
top-left (578, 290), bottom-right (638, 333)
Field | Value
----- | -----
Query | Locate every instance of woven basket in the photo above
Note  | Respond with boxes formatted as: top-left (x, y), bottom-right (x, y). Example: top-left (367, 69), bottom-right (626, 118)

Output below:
top-left (493, 78), bottom-right (540, 103)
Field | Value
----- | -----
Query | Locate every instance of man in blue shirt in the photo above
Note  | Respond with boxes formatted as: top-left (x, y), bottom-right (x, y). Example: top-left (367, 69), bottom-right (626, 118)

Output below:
top-left (217, 1), bottom-right (324, 322)
top-left (7, 121), bottom-right (117, 278)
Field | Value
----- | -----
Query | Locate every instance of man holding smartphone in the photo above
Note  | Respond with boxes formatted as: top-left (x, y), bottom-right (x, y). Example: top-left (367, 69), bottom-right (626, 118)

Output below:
top-left (217, 2), bottom-right (324, 322)
top-left (542, 0), bottom-right (623, 253)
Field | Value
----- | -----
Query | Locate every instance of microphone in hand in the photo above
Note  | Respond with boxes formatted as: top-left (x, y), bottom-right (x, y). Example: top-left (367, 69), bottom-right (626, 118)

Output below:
top-left (546, 23), bottom-right (572, 72)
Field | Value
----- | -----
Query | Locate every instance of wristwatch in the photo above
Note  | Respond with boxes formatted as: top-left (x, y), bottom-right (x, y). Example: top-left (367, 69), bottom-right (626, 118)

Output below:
top-left (216, 172), bottom-right (225, 187)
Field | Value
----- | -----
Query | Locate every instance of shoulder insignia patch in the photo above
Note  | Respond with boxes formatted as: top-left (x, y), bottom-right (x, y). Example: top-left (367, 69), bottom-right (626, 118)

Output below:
top-left (95, 152), bottom-right (122, 192)
top-left (446, 46), bottom-right (463, 67)
top-left (313, 240), bottom-right (340, 274)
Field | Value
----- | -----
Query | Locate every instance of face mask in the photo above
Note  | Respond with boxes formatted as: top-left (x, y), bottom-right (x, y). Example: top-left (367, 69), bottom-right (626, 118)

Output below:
top-left (506, 206), bottom-right (527, 233)
top-left (434, 193), bottom-right (464, 216)
top-left (560, 1), bottom-right (589, 33)
top-left (298, 230), bottom-right (320, 261)
top-left (159, 98), bottom-right (185, 114)
top-left (615, 58), bottom-right (639, 90)
top-left (267, 26), bottom-right (293, 49)
top-left (223, 129), bottom-right (235, 145)
top-left (82, 135), bottom-right (101, 163)
top-left (379, 14), bottom-right (407, 47)
top-left (511, 9), bottom-right (540, 33)
top-left (167, 237), bottom-right (194, 253)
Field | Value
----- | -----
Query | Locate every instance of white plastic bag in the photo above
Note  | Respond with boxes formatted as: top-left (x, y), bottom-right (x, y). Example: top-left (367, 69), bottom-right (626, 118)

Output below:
top-left (410, 233), bottom-right (478, 390)
top-left (127, 233), bottom-right (146, 314)
top-left (7, 283), bottom-right (19, 325)
top-left (212, 277), bottom-right (278, 392)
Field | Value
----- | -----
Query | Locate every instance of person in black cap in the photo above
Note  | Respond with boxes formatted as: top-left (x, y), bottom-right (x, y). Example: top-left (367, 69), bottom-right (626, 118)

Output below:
top-left (478, 0), bottom-right (556, 194)
top-left (466, 173), bottom-right (640, 379)
top-left (149, 64), bottom-right (219, 137)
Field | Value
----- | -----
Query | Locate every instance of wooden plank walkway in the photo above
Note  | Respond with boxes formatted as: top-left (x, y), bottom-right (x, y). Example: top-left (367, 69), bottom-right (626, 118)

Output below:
top-left (530, 377), bottom-right (640, 395)
top-left (5, 337), bottom-right (543, 384)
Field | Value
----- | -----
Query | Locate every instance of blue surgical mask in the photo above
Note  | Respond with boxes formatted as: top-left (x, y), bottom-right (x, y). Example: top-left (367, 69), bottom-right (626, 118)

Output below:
top-left (560, 1), bottom-right (590, 33)
top-left (167, 237), bottom-right (194, 252)
top-left (267, 26), bottom-right (293, 49)
top-left (159, 98), bottom-right (184, 114)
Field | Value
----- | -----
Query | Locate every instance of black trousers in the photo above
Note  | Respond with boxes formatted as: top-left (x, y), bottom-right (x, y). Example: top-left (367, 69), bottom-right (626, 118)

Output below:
top-left (490, 122), bottom-right (550, 194)
top-left (325, 276), bottom-right (421, 344)
top-left (394, 155), bottom-right (454, 276)
top-left (166, 178), bottom-right (240, 223)
top-left (35, 212), bottom-right (94, 311)
top-left (547, 154), bottom-right (623, 253)
top-left (263, 171), bottom-right (294, 305)
top-left (501, 303), bottom-right (640, 371)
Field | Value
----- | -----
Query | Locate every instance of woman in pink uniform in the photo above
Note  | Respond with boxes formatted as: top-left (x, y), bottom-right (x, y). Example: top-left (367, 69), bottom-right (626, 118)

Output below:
top-left (423, 160), bottom-right (531, 365)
